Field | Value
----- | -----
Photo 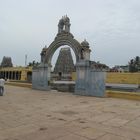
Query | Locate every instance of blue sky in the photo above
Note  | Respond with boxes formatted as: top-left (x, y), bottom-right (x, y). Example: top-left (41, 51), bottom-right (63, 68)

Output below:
top-left (0, 0), bottom-right (140, 67)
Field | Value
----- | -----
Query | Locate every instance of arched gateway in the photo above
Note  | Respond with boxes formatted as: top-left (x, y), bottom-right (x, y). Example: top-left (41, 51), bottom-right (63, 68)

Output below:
top-left (32, 16), bottom-right (106, 97)
top-left (41, 15), bottom-right (91, 65)
top-left (44, 34), bottom-right (81, 64)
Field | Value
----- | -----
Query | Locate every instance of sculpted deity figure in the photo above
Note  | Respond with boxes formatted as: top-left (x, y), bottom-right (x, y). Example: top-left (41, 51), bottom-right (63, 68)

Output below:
top-left (58, 18), bottom-right (64, 33)
top-left (80, 48), bottom-right (84, 59)
top-left (58, 15), bottom-right (71, 33)
top-left (64, 16), bottom-right (70, 32)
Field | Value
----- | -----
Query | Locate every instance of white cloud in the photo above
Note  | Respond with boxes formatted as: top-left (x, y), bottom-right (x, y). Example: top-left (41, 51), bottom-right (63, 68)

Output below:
top-left (0, 0), bottom-right (140, 67)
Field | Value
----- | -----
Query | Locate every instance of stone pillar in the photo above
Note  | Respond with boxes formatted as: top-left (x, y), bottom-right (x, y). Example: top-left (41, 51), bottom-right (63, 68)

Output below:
top-left (7, 71), bottom-right (10, 79)
top-left (20, 70), bottom-right (27, 81)
top-left (19, 71), bottom-right (21, 80)
top-left (14, 71), bottom-right (17, 80)
top-left (47, 65), bottom-right (52, 85)
top-left (32, 63), bottom-right (50, 90)
top-left (74, 60), bottom-right (106, 97)
top-left (74, 60), bottom-right (90, 95)
top-left (17, 71), bottom-right (20, 80)
top-left (4, 71), bottom-right (5, 79)
top-left (11, 71), bottom-right (13, 80)
top-left (84, 49), bottom-right (91, 60)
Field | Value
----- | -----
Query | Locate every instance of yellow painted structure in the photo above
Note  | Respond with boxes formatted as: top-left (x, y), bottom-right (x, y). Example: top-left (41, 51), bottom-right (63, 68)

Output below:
top-left (0, 66), bottom-right (32, 81)
top-left (72, 72), bottom-right (140, 84)
top-left (106, 90), bottom-right (140, 101)
top-left (6, 82), bottom-right (32, 88)
top-left (71, 72), bottom-right (76, 81)
top-left (106, 72), bottom-right (140, 84)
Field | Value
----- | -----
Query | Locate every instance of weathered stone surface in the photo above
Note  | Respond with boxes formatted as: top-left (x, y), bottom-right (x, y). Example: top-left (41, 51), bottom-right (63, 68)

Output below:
top-left (75, 60), bottom-right (106, 97)
top-left (1, 86), bottom-right (140, 140)
top-left (0, 86), bottom-right (140, 140)
top-left (32, 63), bottom-right (50, 90)
top-left (32, 16), bottom-right (105, 97)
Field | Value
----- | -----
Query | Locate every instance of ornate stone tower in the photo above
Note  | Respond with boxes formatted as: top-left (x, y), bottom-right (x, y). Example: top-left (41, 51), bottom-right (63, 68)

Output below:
top-left (53, 47), bottom-right (75, 77)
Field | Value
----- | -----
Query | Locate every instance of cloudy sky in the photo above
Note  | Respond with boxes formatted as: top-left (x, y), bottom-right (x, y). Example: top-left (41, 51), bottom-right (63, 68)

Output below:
top-left (0, 0), bottom-right (140, 67)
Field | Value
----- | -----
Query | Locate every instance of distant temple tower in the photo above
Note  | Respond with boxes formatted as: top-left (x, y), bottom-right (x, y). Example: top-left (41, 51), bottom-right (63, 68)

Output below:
top-left (53, 47), bottom-right (75, 80)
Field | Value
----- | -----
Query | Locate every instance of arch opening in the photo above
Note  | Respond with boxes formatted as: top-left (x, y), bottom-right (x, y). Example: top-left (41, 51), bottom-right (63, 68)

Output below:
top-left (45, 39), bottom-right (81, 65)
top-left (50, 45), bottom-right (76, 81)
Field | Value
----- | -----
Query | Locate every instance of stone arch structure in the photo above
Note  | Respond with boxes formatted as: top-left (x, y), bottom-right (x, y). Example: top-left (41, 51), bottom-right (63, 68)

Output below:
top-left (32, 16), bottom-right (106, 97)
top-left (40, 16), bottom-right (91, 65)
top-left (44, 34), bottom-right (81, 65)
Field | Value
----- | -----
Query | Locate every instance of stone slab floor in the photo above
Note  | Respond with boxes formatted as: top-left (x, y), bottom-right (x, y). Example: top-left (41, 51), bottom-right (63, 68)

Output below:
top-left (0, 85), bottom-right (140, 140)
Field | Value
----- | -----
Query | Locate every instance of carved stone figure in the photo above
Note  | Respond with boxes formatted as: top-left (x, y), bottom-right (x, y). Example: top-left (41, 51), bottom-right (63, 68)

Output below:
top-left (40, 45), bottom-right (47, 63)
top-left (58, 15), bottom-right (71, 33)
top-left (80, 48), bottom-right (84, 59)
top-left (58, 18), bottom-right (64, 33)
top-left (64, 16), bottom-right (70, 32)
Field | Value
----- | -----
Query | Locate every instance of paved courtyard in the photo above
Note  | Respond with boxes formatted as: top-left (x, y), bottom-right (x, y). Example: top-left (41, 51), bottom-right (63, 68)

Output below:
top-left (0, 85), bottom-right (140, 140)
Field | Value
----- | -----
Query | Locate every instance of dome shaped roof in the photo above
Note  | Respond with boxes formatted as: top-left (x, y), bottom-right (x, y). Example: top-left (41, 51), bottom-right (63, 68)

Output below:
top-left (81, 39), bottom-right (89, 48)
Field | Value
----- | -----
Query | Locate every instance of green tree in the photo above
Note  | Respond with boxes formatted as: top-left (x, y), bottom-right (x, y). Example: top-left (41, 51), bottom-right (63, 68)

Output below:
top-left (129, 56), bottom-right (140, 72)
top-left (28, 60), bottom-right (39, 67)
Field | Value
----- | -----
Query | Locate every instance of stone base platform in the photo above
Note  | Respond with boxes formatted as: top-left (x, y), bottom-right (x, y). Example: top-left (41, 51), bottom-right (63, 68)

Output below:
top-left (51, 81), bottom-right (75, 92)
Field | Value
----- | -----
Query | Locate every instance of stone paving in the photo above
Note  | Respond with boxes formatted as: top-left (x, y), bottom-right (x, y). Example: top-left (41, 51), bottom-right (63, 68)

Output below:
top-left (0, 85), bottom-right (140, 140)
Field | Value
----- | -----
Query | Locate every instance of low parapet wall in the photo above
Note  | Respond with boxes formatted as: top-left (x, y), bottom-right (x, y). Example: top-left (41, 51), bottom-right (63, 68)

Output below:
top-left (72, 72), bottom-right (140, 84)
top-left (5, 82), bottom-right (32, 88)
top-left (106, 90), bottom-right (140, 101)
top-left (5, 81), bottom-right (140, 101)
top-left (106, 72), bottom-right (140, 84)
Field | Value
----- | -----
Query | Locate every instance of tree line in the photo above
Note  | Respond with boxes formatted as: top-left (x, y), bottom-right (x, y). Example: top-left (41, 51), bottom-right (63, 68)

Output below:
top-left (0, 56), bottom-right (139, 72)
top-left (129, 56), bottom-right (140, 72)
